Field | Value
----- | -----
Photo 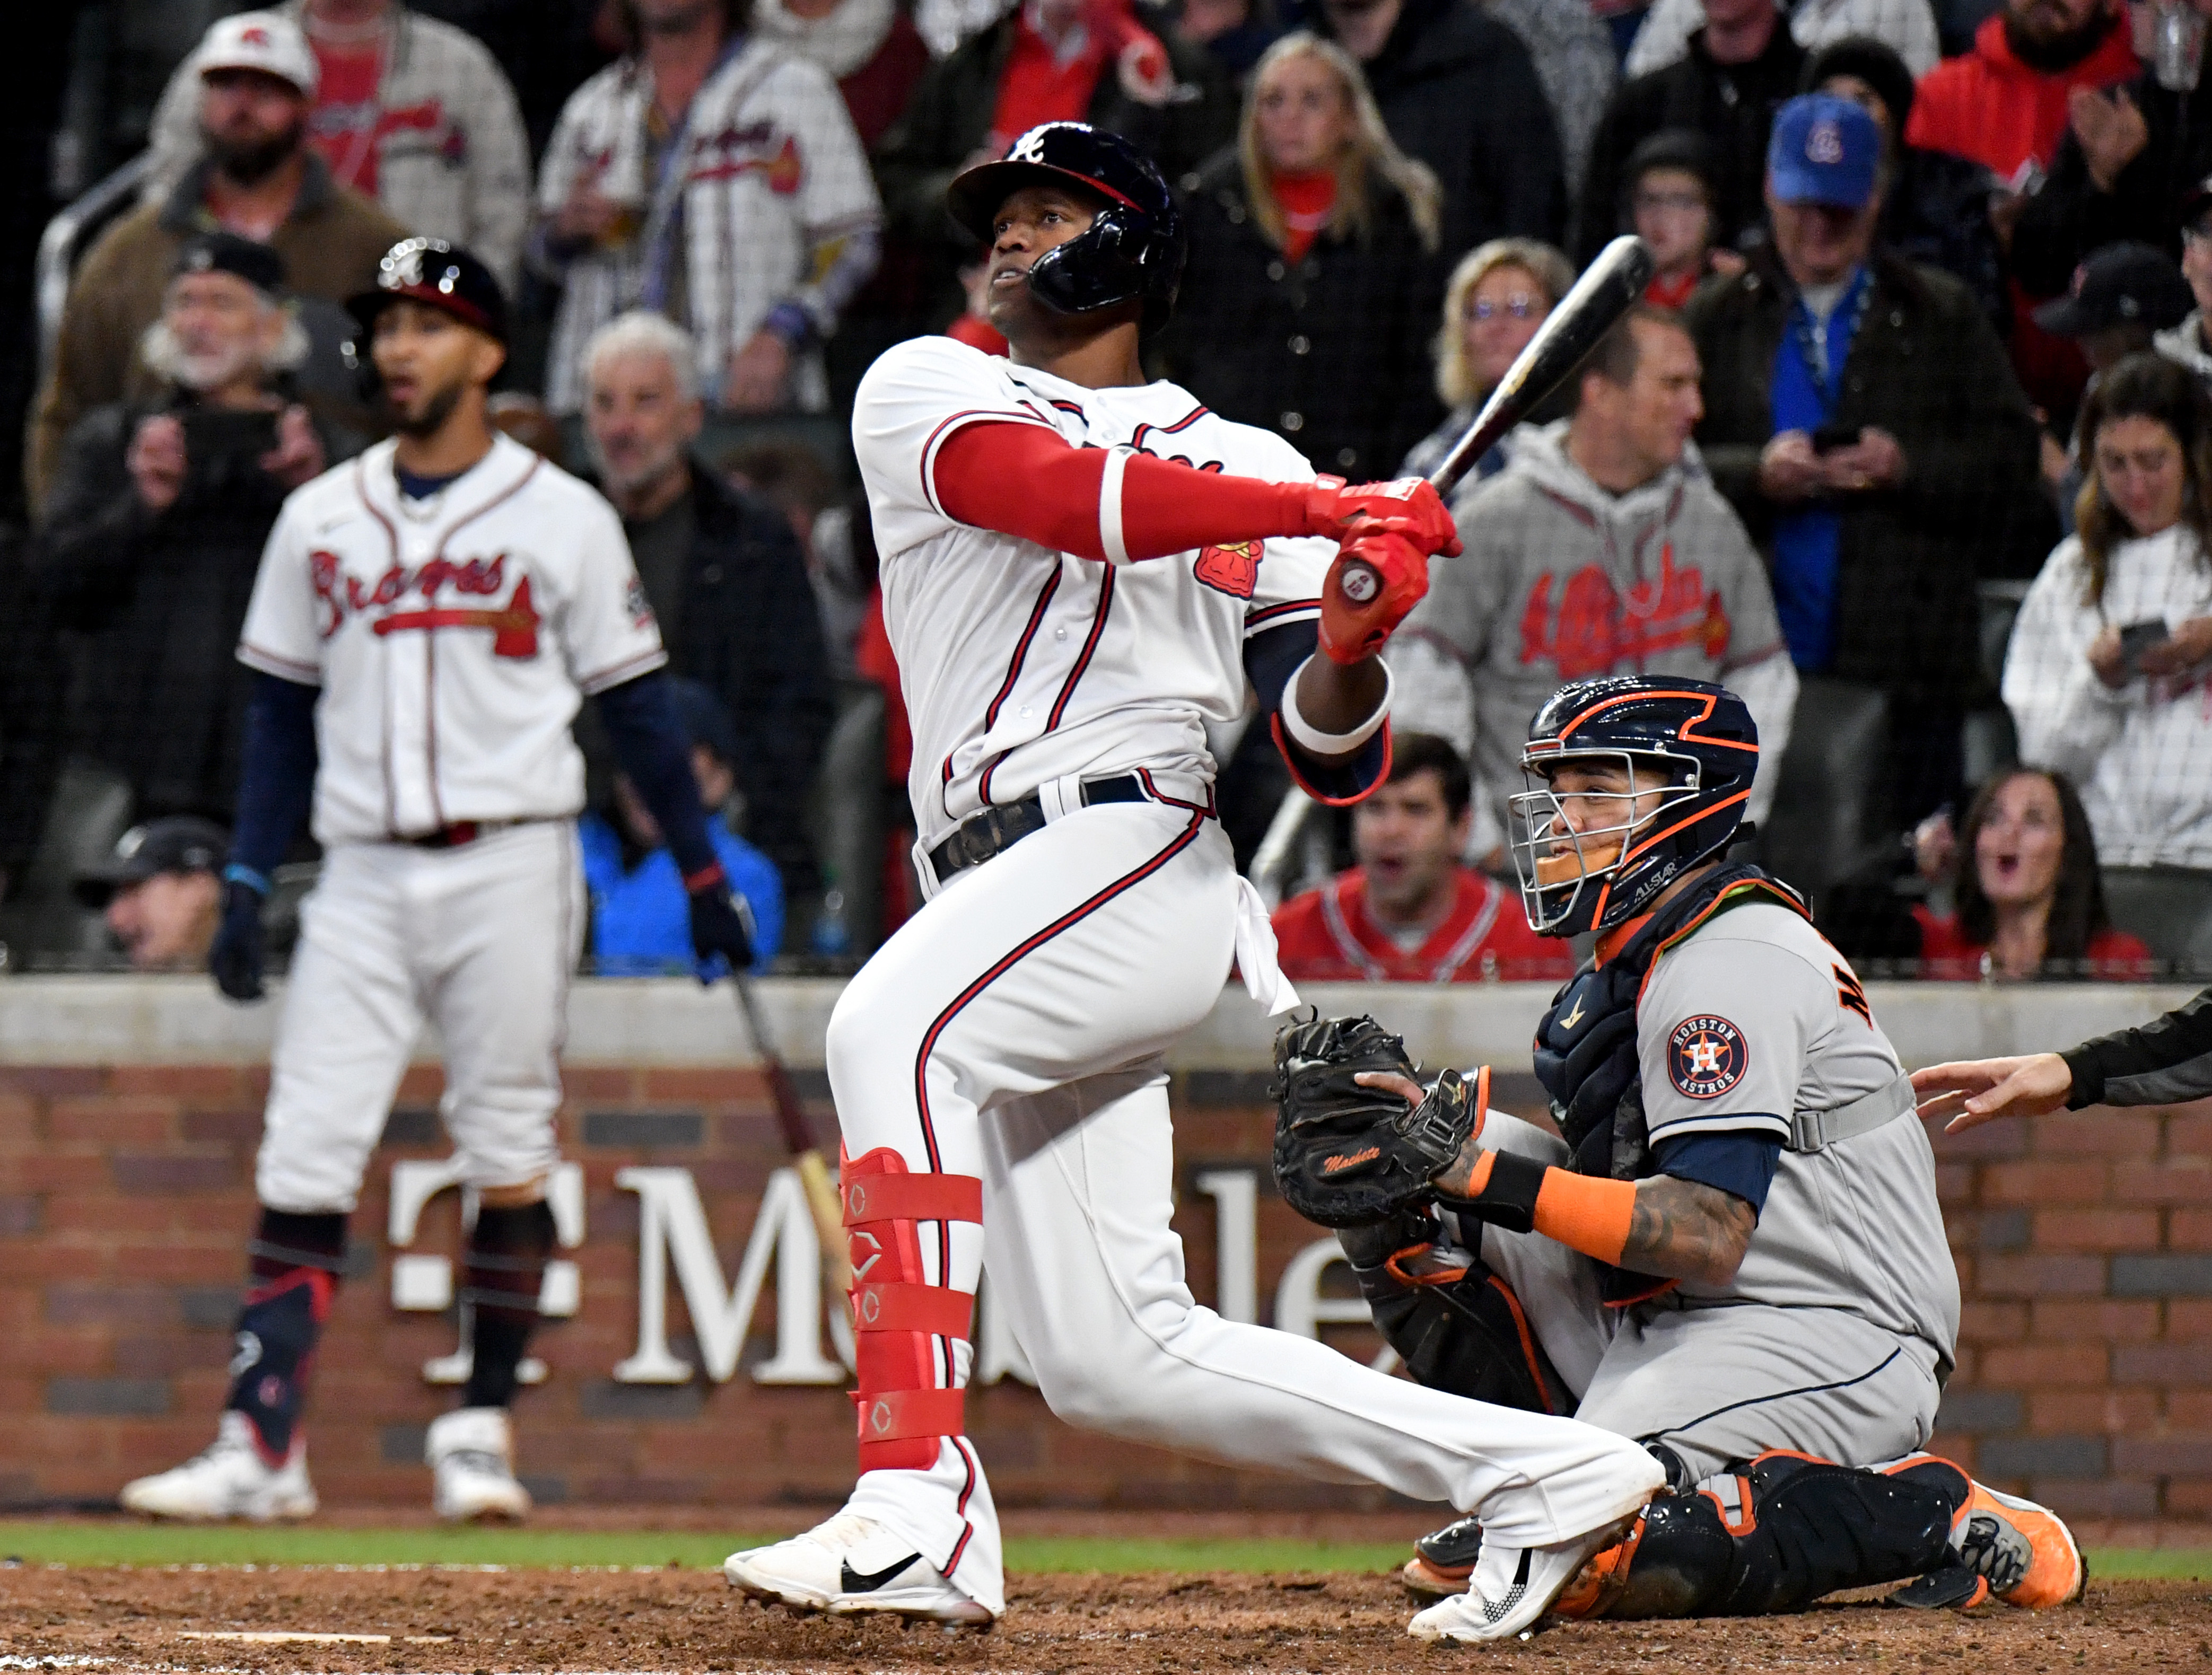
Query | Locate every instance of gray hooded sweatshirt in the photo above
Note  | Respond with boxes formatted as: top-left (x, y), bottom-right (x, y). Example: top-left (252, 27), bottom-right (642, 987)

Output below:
top-left (1391, 419), bottom-right (1797, 837)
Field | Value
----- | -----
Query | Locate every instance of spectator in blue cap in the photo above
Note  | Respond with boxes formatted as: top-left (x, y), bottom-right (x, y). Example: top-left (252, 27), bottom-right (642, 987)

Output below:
top-left (1682, 90), bottom-right (2053, 828)
top-left (581, 676), bottom-right (785, 976)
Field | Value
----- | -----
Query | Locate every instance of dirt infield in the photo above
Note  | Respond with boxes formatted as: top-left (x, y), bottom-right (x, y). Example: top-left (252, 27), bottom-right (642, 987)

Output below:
top-left (0, 1565), bottom-right (2205, 1674)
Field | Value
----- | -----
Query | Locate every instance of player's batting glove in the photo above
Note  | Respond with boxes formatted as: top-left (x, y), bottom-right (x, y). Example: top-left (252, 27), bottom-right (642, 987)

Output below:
top-left (1297, 476), bottom-right (1462, 557)
top-left (1319, 528), bottom-right (1430, 664)
top-left (208, 878), bottom-right (268, 1004)
top-left (686, 868), bottom-right (756, 980)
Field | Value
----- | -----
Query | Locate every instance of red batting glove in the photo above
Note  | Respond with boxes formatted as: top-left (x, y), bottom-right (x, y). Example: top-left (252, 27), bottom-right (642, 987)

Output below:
top-left (1297, 476), bottom-right (1462, 557)
top-left (1319, 527), bottom-right (1429, 664)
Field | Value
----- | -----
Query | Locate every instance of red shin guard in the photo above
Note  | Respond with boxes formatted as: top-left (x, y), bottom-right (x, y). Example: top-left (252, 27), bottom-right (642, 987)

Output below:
top-left (843, 1147), bottom-right (982, 1472)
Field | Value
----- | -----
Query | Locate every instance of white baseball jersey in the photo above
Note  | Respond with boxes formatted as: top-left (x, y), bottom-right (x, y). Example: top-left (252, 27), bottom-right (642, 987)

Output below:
top-left (237, 434), bottom-right (667, 846)
top-left (853, 335), bottom-right (1338, 849)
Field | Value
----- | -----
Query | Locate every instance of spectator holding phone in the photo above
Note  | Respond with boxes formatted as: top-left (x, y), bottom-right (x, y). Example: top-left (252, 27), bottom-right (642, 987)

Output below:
top-left (2005, 352), bottom-right (2212, 872)
top-left (1911, 767), bottom-right (2154, 978)
top-left (31, 235), bottom-right (355, 828)
top-left (1686, 93), bottom-right (2051, 826)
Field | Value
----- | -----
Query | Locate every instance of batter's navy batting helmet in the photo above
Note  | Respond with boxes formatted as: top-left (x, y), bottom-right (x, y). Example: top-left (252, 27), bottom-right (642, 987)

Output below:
top-left (1508, 674), bottom-right (1759, 937)
top-left (945, 122), bottom-right (1185, 330)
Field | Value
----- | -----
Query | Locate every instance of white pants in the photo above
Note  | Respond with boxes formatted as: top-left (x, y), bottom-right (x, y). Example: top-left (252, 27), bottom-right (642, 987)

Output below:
top-left (1477, 1113), bottom-right (1945, 1483)
top-left (256, 822), bottom-right (584, 1213)
top-left (826, 799), bottom-right (1665, 1615)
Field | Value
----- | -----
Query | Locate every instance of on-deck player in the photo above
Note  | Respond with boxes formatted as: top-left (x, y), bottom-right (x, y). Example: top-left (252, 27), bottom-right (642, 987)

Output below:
top-left (1309, 675), bottom-right (2084, 1625)
top-left (722, 122), bottom-right (1668, 1641)
top-left (120, 239), bottom-right (753, 1523)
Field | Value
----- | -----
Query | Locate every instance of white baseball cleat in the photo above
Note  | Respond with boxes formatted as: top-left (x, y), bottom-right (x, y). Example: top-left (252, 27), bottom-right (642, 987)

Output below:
top-left (119, 1410), bottom-right (318, 1522)
top-left (426, 1406), bottom-right (533, 1522)
top-left (1406, 1515), bottom-right (1637, 1643)
top-left (724, 1512), bottom-right (994, 1626)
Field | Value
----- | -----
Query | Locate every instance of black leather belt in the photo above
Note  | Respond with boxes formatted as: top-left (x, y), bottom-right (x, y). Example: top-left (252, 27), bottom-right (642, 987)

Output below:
top-left (929, 774), bottom-right (1148, 884)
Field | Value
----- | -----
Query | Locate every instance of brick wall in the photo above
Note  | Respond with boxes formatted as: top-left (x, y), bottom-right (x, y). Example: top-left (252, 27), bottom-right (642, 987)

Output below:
top-left (3, 1051), bottom-right (2209, 1533)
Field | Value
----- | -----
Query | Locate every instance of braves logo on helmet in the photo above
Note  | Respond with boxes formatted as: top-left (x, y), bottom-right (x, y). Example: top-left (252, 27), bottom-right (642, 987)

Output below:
top-left (943, 123), bottom-right (1187, 330)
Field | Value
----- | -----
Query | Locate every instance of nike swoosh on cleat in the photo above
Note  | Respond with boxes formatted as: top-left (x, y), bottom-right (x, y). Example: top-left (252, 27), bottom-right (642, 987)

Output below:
top-left (841, 1554), bottom-right (923, 1593)
top-left (1480, 1548), bottom-right (1534, 1624)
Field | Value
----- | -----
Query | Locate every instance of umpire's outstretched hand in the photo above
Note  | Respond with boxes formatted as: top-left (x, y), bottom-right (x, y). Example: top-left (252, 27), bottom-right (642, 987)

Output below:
top-left (209, 880), bottom-right (267, 1003)
top-left (688, 878), bottom-right (756, 979)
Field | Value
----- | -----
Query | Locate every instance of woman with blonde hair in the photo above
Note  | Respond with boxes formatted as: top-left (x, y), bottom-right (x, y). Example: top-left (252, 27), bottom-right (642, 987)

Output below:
top-left (1400, 236), bottom-right (1577, 485)
top-left (1156, 31), bottom-right (1447, 479)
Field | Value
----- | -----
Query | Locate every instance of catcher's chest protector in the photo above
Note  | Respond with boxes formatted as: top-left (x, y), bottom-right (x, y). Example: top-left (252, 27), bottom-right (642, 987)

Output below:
top-left (1532, 863), bottom-right (1807, 1303)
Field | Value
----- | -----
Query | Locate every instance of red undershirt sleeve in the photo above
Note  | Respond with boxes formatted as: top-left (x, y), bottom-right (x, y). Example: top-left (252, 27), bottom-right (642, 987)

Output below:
top-left (932, 420), bottom-right (1320, 562)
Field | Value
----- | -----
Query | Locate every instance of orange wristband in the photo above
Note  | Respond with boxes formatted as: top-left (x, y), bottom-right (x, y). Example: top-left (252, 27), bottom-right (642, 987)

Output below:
top-left (1452, 1153), bottom-right (1636, 1266)
top-left (1530, 1169), bottom-right (1637, 1267)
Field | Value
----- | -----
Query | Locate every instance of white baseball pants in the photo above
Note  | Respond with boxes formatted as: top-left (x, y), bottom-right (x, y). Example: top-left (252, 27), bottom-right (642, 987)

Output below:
top-left (256, 822), bottom-right (584, 1213)
top-left (826, 796), bottom-right (1666, 1615)
top-left (1475, 1112), bottom-right (1945, 1482)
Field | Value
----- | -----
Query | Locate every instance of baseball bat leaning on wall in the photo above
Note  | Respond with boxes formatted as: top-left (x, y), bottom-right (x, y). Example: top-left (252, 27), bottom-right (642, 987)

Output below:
top-left (730, 975), bottom-right (851, 1295)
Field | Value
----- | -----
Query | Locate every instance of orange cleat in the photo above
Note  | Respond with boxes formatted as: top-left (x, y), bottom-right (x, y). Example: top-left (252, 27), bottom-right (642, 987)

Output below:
top-left (1950, 1479), bottom-right (2085, 1609)
top-left (1547, 1514), bottom-right (1641, 1620)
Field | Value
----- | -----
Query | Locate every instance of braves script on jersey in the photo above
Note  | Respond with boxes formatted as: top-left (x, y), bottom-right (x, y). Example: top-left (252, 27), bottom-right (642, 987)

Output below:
top-left (238, 434), bottom-right (666, 843)
top-left (854, 335), bottom-right (1337, 848)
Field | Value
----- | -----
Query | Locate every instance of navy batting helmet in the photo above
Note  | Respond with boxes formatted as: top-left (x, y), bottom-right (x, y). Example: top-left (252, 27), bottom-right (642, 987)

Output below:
top-left (945, 122), bottom-right (1185, 330)
top-left (1508, 675), bottom-right (1759, 937)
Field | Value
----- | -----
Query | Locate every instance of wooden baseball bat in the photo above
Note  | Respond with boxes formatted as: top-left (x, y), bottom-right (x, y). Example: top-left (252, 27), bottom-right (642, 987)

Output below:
top-left (1331, 238), bottom-right (1653, 609)
top-left (730, 975), bottom-right (850, 1296)
top-left (1423, 234), bottom-right (1657, 499)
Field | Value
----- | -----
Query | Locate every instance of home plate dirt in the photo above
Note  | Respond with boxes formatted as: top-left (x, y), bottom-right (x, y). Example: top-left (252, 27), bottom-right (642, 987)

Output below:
top-left (0, 1566), bottom-right (2207, 1673)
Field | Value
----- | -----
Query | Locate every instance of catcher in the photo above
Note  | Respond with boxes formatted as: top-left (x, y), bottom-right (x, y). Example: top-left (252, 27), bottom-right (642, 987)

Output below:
top-left (1271, 674), bottom-right (2086, 1623)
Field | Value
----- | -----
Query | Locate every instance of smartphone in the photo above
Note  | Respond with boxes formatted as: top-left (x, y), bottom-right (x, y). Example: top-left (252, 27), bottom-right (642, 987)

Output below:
top-left (2119, 619), bottom-right (2171, 671)
top-left (1811, 422), bottom-right (1859, 453)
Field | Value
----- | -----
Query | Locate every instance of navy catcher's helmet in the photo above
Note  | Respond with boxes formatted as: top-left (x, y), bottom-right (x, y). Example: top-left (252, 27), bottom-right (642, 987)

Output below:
top-left (945, 122), bottom-right (1185, 331)
top-left (1508, 675), bottom-right (1759, 937)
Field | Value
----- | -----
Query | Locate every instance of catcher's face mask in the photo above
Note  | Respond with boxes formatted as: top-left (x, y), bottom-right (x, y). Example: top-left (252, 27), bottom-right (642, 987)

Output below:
top-left (1508, 750), bottom-right (1701, 936)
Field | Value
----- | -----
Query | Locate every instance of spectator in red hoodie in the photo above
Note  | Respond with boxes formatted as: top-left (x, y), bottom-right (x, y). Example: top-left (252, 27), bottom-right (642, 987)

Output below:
top-left (1908, 0), bottom-right (2137, 179)
top-left (1906, 0), bottom-right (2139, 414)
top-left (1271, 732), bottom-right (1570, 983)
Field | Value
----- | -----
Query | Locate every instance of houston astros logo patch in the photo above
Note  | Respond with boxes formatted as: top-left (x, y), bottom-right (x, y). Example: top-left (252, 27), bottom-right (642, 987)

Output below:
top-left (1669, 1015), bottom-right (1747, 1099)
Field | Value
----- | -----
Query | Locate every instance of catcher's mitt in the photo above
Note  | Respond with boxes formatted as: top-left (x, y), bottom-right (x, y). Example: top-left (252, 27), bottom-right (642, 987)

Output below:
top-left (1269, 1012), bottom-right (1481, 1228)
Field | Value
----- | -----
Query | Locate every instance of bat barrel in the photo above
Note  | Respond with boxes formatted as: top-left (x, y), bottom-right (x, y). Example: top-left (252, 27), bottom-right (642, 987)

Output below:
top-left (1424, 235), bottom-right (1656, 502)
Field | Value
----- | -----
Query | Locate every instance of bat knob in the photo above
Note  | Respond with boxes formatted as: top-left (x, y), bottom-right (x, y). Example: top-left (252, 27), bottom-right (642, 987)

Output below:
top-left (1337, 559), bottom-right (1382, 604)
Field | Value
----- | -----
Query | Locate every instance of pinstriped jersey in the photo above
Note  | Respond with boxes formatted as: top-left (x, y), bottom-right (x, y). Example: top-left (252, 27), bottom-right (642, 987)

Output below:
top-left (852, 335), bottom-right (1337, 849)
top-left (236, 434), bottom-right (666, 845)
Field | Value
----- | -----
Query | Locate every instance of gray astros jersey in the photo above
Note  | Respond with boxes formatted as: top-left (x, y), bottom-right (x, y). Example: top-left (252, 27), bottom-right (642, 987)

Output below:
top-left (1637, 900), bottom-right (1961, 1366)
top-left (1472, 900), bottom-right (1961, 1478)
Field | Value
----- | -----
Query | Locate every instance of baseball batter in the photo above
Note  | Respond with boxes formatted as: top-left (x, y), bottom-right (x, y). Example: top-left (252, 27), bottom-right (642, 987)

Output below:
top-left (120, 239), bottom-right (753, 1523)
top-left (1271, 674), bottom-right (2085, 1622)
top-left (723, 123), bottom-right (1669, 1640)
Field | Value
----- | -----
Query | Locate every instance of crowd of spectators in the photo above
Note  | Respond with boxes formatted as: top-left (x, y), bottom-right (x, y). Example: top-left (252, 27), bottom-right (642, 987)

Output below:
top-left (9, 0), bottom-right (2212, 982)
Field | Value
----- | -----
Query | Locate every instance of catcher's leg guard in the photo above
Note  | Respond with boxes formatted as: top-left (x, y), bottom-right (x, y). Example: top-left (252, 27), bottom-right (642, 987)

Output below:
top-left (1882, 1455), bottom-right (2086, 1610)
top-left (843, 1148), bottom-right (982, 1474)
top-left (1338, 1212), bottom-right (1572, 1413)
top-left (1554, 1450), bottom-right (1962, 1620)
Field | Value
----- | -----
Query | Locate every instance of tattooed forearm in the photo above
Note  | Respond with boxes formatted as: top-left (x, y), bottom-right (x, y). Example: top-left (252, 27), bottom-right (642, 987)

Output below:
top-left (1622, 1174), bottom-right (1756, 1284)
